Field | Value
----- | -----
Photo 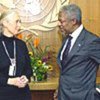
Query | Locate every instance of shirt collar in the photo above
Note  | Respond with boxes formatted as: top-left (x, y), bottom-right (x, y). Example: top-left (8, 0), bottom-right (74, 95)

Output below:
top-left (70, 24), bottom-right (83, 39)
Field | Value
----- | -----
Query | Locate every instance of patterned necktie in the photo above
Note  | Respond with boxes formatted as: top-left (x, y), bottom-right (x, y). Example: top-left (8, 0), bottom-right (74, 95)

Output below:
top-left (62, 35), bottom-right (72, 60)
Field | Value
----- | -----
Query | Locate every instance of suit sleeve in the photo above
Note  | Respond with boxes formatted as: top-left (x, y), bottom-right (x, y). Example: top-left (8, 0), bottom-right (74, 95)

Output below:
top-left (23, 43), bottom-right (33, 81)
top-left (0, 73), bottom-right (8, 86)
top-left (89, 38), bottom-right (100, 64)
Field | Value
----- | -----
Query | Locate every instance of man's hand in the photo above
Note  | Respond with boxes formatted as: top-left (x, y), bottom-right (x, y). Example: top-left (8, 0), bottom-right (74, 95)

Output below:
top-left (54, 89), bottom-right (58, 100)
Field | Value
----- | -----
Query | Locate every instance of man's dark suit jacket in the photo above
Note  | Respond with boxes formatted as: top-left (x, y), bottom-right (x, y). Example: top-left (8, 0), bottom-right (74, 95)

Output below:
top-left (57, 28), bottom-right (100, 100)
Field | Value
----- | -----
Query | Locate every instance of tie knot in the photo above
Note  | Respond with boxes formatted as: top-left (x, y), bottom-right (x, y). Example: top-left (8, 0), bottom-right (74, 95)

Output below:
top-left (67, 35), bottom-right (72, 40)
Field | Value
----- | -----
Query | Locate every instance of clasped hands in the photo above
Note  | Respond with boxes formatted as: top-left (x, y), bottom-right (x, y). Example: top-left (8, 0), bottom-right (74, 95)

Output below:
top-left (7, 75), bottom-right (29, 88)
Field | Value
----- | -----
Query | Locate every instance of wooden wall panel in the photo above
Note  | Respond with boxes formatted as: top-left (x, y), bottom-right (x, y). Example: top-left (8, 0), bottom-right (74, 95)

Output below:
top-left (69, 0), bottom-right (100, 36)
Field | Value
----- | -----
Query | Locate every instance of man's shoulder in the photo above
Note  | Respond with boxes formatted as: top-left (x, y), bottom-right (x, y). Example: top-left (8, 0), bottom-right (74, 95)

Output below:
top-left (80, 28), bottom-right (99, 46)
top-left (83, 28), bottom-right (99, 38)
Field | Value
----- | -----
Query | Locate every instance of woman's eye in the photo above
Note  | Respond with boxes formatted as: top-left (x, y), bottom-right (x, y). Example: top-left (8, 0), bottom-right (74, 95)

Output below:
top-left (16, 20), bottom-right (21, 23)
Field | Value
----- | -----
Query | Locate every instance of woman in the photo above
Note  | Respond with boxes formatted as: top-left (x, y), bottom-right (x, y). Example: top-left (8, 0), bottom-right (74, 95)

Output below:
top-left (0, 10), bottom-right (33, 100)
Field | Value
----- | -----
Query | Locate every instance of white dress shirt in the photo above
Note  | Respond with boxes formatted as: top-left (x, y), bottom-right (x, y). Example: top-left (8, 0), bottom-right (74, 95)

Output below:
top-left (60, 24), bottom-right (83, 60)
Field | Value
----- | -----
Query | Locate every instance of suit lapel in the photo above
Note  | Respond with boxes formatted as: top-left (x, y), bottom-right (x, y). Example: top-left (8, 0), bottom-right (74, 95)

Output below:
top-left (65, 29), bottom-right (86, 64)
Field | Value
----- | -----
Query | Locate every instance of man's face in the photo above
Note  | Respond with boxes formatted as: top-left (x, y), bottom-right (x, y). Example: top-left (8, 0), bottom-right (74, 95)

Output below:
top-left (58, 11), bottom-right (73, 35)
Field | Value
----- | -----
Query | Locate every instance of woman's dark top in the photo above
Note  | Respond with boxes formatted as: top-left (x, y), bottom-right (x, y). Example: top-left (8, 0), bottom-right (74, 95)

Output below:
top-left (0, 35), bottom-right (33, 100)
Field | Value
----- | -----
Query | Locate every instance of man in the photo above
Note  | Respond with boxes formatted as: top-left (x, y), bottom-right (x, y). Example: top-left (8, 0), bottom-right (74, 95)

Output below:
top-left (56, 4), bottom-right (100, 100)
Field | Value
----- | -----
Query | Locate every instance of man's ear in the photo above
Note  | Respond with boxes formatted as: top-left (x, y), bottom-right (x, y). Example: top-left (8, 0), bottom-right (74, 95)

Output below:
top-left (71, 18), bottom-right (77, 25)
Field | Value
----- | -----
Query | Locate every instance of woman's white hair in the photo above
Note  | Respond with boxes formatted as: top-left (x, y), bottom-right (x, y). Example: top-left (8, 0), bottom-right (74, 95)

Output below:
top-left (0, 9), bottom-right (17, 34)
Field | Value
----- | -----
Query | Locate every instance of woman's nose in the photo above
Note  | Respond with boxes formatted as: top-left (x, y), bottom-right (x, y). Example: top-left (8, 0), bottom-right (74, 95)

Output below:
top-left (17, 21), bottom-right (21, 27)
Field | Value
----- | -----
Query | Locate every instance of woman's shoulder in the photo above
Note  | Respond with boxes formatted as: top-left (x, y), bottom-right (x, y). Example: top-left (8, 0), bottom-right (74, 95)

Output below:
top-left (15, 37), bottom-right (26, 47)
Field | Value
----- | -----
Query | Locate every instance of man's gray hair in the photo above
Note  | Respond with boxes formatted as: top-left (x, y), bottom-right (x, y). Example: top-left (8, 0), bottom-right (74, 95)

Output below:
top-left (60, 4), bottom-right (82, 23)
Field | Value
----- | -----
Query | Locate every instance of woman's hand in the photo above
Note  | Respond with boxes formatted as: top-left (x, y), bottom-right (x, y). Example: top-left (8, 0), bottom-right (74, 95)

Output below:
top-left (20, 75), bottom-right (29, 85)
top-left (17, 75), bottom-right (29, 88)
top-left (7, 75), bottom-right (29, 88)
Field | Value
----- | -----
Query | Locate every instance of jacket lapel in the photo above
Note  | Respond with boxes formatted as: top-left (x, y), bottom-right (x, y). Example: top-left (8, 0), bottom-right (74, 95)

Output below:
top-left (65, 29), bottom-right (86, 64)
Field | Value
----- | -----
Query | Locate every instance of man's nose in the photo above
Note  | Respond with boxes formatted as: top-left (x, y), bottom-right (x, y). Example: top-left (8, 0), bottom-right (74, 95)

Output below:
top-left (58, 21), bottom-right (62, 26)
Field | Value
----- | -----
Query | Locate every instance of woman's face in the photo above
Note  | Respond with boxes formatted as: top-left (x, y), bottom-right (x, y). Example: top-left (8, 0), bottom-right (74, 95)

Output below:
top-left (3, 12), bottom-right (21, 36)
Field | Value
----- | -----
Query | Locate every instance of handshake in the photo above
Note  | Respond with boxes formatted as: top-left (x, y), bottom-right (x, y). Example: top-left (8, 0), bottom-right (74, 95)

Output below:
top-left (7, 75), bottom-right (29, 88)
